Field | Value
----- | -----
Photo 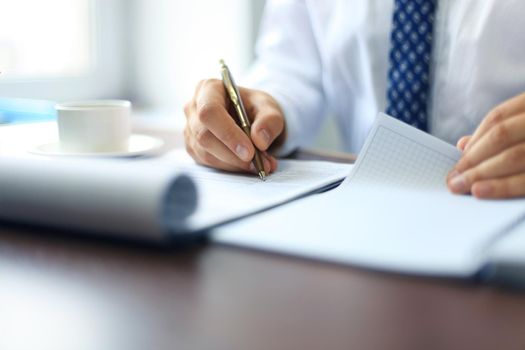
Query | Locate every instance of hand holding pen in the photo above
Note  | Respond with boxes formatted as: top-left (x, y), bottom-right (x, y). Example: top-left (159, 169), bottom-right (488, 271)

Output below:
top-left (183, 61), bottom-right (286, 177)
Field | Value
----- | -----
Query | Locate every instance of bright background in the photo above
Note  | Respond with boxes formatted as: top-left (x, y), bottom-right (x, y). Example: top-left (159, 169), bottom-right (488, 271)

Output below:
top-left (0, 0), bottom-right (341, 150)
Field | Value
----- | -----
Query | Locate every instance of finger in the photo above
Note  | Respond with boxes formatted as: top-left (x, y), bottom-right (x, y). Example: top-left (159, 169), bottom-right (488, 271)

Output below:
top-left (203, 133), bottom-right (274, 174)
top-left (241, 89), bottom-right (285, 151)
top-left (191, 140), bottom-right (252, 173)
top-left (183, 99), bottom-right (194, 120)
top-left (452, 114), bottom-right (525, 174)
top-left (189, 120), bottom-right (255, 171)
top-left (448, 143), bottom-right (525, 194)
top-left (267, 153), bottom-right (279, 172)
top-left (247, 95), bottom-right (285, 151)
top-left (456, 135), bottom-right (471, 151)
top-left (184, 126), bottom-right (197, 159)
top-left (465, 92), bottom-right (525, 151)
top-left (251, 110), bottom-right (285, 152)
top-left (184, 79), bottom-right (209, 119)
top-left (472, 173), bottom-right (525, 199)
top-left (190, 132), bottom-right (273, 175)
top-left (262, 151), bottom-right (278, 173)
top-left (195, 146), bottom-right (273, 176)
top-left (194, 80), bottom-right (254, 162)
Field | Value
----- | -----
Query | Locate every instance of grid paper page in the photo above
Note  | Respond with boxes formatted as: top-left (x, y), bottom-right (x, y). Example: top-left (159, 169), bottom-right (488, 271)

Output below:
top-left (346, 113), bottom-right (462, 190)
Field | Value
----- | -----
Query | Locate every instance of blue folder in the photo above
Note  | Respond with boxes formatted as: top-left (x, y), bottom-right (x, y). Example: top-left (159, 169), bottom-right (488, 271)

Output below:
top-left (0, 98), bottom-right (56, 124)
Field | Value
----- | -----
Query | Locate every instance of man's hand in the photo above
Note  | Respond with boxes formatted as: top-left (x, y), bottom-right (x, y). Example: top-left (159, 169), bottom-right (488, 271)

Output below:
top-left (448, 92), bottom-right (525, 199)
top-left (184, 79), bottom-right (286, 173)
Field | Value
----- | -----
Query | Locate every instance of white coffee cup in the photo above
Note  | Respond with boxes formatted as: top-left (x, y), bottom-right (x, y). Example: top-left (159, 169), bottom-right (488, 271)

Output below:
top-left (56, 100), bottom-right (132, 153)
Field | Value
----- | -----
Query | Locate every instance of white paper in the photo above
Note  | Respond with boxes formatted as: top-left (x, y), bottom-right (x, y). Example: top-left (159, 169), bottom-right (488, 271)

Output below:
top-left (0, 146), bottom-right (350, 239)
top-left (486, 218), bottom-right (525, 266)
top-left (153, 150), bottom-right (352, 231)
top-left (214, 114), bottom-right (525, 277)
top-left (478, 218), bottom-right (525, 286)
top-left (0, 157), bottom-right (197, 239)
top-left (215, 186), bottom-right (525, 277)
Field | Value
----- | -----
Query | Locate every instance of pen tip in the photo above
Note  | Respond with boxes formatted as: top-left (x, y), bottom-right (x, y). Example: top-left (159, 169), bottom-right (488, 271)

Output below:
top-left (258, 171), bottom-right (267, 181)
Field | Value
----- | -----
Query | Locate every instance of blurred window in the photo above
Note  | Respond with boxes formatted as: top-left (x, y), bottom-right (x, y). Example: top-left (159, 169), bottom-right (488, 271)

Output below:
top-left (0, 0), bottom-right (124, 102)
top-left (0, 0), bottom-right (93, 79)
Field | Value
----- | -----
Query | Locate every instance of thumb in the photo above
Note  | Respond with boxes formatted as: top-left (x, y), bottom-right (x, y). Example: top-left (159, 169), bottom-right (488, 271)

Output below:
top-left (250, 107), bottom-right (285, 152)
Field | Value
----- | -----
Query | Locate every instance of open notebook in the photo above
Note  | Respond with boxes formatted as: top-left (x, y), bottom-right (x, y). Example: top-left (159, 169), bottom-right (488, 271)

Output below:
top-left (0, 152), bottom-right (350, 240)
top-left (214, 114), bottom-right (525, 283)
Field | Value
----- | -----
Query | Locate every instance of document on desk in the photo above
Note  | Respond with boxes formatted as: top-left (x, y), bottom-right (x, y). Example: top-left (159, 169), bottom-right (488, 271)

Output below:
top-left (214, 114), bottom-right (525, 279)
top-left (0, 151), bottom-right (351, 240)
top-left (155, 150), bottom-right (352, 232)
top-left (0, 157), bottom-right (198, 240)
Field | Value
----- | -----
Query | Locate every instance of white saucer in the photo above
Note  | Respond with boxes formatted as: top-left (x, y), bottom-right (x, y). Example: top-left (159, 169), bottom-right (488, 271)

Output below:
top-left (28, 134), bottom-right (164, 158)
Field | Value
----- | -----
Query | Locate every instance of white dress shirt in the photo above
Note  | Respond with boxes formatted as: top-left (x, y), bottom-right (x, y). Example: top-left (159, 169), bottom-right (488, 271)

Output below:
top-left (245, 0), bottom-right (525, 155)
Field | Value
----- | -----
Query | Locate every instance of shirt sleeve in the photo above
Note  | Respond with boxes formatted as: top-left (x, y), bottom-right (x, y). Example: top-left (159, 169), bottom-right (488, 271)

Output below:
top-left (243, 0), bottom-right (325, 156)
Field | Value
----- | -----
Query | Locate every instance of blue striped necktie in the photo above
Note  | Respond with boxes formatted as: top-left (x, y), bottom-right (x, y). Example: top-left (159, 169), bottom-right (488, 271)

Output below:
top-left (386, 0), bottom-right (437, 131)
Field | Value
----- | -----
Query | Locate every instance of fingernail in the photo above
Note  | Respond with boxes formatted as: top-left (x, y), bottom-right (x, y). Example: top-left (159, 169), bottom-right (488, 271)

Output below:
top-left (475, 183), bottom-right (492, 198)
top-left (449, 172), bottom-right (467, 193)
top-left (236, 144), bottom-right (249, 161)
top-left (260, 129), bottom-right (271, 147)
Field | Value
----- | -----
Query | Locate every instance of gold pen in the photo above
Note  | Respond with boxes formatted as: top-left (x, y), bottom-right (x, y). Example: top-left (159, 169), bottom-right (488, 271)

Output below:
top-left (220, 59), bottom-right (267, 181)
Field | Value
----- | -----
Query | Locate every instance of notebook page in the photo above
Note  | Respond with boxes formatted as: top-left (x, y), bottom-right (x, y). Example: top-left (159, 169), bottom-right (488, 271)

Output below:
top-left (214, 113), bottom-right (525, 277)
top-left (345, 113), bottom-right (461, 189)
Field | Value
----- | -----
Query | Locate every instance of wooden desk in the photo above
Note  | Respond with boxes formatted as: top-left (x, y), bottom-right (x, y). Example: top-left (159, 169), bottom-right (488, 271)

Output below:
top-left (1, 123), bottom-right (525, 350)
top-left (1, 226), bottom-right (525, 350)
